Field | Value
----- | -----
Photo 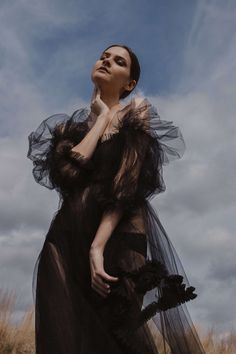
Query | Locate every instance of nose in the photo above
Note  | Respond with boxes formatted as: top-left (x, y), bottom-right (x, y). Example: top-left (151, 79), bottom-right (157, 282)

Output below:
top-left (102, 58), bottom-right (111, 67)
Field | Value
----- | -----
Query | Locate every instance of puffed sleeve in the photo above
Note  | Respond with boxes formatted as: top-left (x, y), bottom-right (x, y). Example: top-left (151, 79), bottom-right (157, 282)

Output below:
top-left (27, 108), bottom-right (94, 194)
top-left (99, 97), bottom-right (186, 215)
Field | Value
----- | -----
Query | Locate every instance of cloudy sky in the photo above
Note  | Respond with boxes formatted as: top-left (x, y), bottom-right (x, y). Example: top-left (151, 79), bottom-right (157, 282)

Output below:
top-left (0, 0), bottom-right (235, 337)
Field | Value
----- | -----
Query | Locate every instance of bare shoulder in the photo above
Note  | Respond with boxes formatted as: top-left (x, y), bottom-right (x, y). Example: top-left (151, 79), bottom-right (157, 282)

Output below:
top-left (133, 97), bottom-right (145, 107)
top-left (133, 97), bottom-right (150, 128)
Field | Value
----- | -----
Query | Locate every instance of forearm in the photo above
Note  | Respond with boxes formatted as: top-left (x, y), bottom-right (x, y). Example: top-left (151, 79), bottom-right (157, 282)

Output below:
top-left (90, 207), bottom-right (123, 252)
top-left (71, 112), bottom-right (109, 159)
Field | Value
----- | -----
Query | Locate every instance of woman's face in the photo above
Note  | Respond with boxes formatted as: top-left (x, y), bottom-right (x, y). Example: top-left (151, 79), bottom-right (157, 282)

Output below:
top-left (91, 46), bottom-right (135, 97)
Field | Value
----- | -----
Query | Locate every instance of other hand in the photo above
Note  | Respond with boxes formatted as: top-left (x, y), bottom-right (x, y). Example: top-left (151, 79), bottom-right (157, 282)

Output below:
top-left (89, 246), bottom-right (119, 298)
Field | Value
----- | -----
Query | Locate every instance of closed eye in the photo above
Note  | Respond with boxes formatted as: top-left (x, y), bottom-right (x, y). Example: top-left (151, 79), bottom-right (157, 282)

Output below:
top-left (116, 58), bottom-right (125, 66)
top-left (99, 54), bottom-right (127, 67)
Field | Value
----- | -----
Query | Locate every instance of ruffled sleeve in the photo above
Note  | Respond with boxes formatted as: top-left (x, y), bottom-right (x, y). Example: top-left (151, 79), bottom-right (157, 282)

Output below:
top-left (100, 97), bottom-right (186, 214)
top-left (27, 108), bottom-right (94, 194)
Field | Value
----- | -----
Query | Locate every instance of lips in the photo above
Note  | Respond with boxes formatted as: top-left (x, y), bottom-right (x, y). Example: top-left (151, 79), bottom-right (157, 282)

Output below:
top-left (98, 66), bottom-right (110, 74)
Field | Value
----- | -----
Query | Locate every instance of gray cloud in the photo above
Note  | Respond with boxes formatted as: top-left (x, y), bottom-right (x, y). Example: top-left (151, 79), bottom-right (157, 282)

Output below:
top-left (149, 0), bottom-right (236, 334)
top-left (0, 0), bottom-right (236, 336)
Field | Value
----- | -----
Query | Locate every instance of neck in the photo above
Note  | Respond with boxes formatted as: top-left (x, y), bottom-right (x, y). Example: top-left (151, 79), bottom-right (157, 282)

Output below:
top-left (100, 90), bottom-right (121, 110)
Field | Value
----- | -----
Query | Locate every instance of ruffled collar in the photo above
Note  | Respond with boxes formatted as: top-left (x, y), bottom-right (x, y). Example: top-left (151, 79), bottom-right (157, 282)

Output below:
top-left (86, 96), bottom-right (152, 141)
top-left (87, 96), bottom-right (150, 122)
top-left (82, 96), bottom-right (185, 164)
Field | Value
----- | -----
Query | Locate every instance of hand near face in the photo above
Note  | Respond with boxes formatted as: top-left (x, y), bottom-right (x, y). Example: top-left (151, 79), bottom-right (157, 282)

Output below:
top-left (90, 86), bottom-right (109, 117)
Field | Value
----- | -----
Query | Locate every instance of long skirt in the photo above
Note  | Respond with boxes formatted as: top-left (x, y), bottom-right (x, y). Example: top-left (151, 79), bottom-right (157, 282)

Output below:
top-left (33, 200), bottom-right (205, 354)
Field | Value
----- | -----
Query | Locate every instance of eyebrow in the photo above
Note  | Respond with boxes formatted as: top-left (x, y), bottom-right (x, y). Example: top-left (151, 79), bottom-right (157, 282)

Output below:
top-left (102, 51), bottom-right (127, 64)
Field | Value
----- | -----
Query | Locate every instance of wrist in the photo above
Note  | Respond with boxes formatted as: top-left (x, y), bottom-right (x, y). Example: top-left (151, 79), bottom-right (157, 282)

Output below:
top-left (97, 111), bottom-right (110, 123)
top-left (94, 114), bottom-right (110, 138)
top-left (90, 243), bottom-right (105, 253)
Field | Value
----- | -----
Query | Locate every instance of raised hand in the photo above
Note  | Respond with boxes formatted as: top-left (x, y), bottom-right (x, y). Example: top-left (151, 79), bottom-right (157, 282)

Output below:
top-left (90, 86), bottom-right (109, 117)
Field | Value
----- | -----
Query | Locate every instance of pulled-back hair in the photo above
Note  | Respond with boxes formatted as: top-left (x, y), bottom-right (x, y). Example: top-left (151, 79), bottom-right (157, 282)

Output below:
top-left (102, 44), bottom-right (141, 99)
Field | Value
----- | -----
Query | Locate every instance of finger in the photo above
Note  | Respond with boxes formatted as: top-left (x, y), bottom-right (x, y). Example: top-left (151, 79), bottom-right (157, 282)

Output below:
top-left (92, 280), bottom-right (109, 297)
top-left (92, 284), bottom-right (107, 298)
top-left (101, 272), bottom-right (119, 282)
top-left (91, 86), bottom-right (97, 102)
top-left (95, 274), bottom-right (111, 291)
top-left (96, 86), bottom-right (101, 98)
top-left (91, 89), bottom-right (95, 102)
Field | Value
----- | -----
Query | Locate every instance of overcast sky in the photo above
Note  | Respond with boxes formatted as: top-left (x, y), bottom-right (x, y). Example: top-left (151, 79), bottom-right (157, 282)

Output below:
top-left (0, 0), bottom-right (235, 337)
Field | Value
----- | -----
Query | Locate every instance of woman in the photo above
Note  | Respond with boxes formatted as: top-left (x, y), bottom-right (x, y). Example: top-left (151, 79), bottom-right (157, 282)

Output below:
top-left (27, 44), bottom-right (205, 354)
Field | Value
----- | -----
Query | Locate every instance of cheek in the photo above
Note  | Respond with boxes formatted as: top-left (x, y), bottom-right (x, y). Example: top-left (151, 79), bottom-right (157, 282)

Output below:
top-left (90, 66), bottom-right (98, 82)
top-left (91, 61), bottom-right (100, 73)
top-left (114, 69), bottom-right (130, 84)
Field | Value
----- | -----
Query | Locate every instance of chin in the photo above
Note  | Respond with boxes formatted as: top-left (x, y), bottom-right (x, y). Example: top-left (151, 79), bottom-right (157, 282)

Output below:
top-left (91, 74), bottom-right (111, 90)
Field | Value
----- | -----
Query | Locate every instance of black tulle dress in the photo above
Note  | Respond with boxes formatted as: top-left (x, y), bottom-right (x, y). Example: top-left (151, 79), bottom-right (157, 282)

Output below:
top-left (27, 97), bottom-right (205, 354)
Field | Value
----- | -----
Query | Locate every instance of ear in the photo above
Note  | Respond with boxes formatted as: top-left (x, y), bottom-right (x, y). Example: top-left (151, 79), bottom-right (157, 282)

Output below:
top-left (123, 79), bottom-right (136, 92)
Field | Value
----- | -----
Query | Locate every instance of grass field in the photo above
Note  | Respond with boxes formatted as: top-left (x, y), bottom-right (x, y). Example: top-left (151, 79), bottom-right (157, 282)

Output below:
top-left (0, 288), bottom-right (235, 354)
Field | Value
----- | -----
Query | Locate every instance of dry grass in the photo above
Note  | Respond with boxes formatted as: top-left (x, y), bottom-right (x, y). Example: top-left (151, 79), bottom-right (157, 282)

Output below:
top-left (148, 319), bottom-right (236, 354)
top-left (0, 288), bottom-right (235, 353)
top-left (0, 289), bottom-right (35, 354)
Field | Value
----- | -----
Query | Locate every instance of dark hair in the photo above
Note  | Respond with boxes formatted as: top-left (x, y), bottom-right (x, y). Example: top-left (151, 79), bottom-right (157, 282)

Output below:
top-left (102, 44), bottom-right (141, 99)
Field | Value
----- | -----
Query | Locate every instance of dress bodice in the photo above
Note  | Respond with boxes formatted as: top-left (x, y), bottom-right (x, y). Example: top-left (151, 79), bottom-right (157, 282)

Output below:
top-left (27, 96), bottom-right (186, 217)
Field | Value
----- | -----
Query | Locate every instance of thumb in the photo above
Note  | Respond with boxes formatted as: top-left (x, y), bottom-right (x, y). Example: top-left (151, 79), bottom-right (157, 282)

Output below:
top-left (102, 271), bottom-right (119, 282)
top-left (91, 86), bottom-right (97, 103)
top-left (96, 86), bottom-right (101, 98)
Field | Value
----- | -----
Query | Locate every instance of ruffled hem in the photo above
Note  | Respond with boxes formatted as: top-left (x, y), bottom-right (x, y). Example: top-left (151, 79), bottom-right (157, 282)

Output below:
top-left (106, 259), bottom-right (197, 353)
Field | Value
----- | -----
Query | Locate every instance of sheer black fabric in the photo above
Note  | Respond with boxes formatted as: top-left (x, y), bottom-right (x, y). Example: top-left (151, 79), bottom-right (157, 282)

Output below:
top-left (27, 97), bottom-right (205, 353)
